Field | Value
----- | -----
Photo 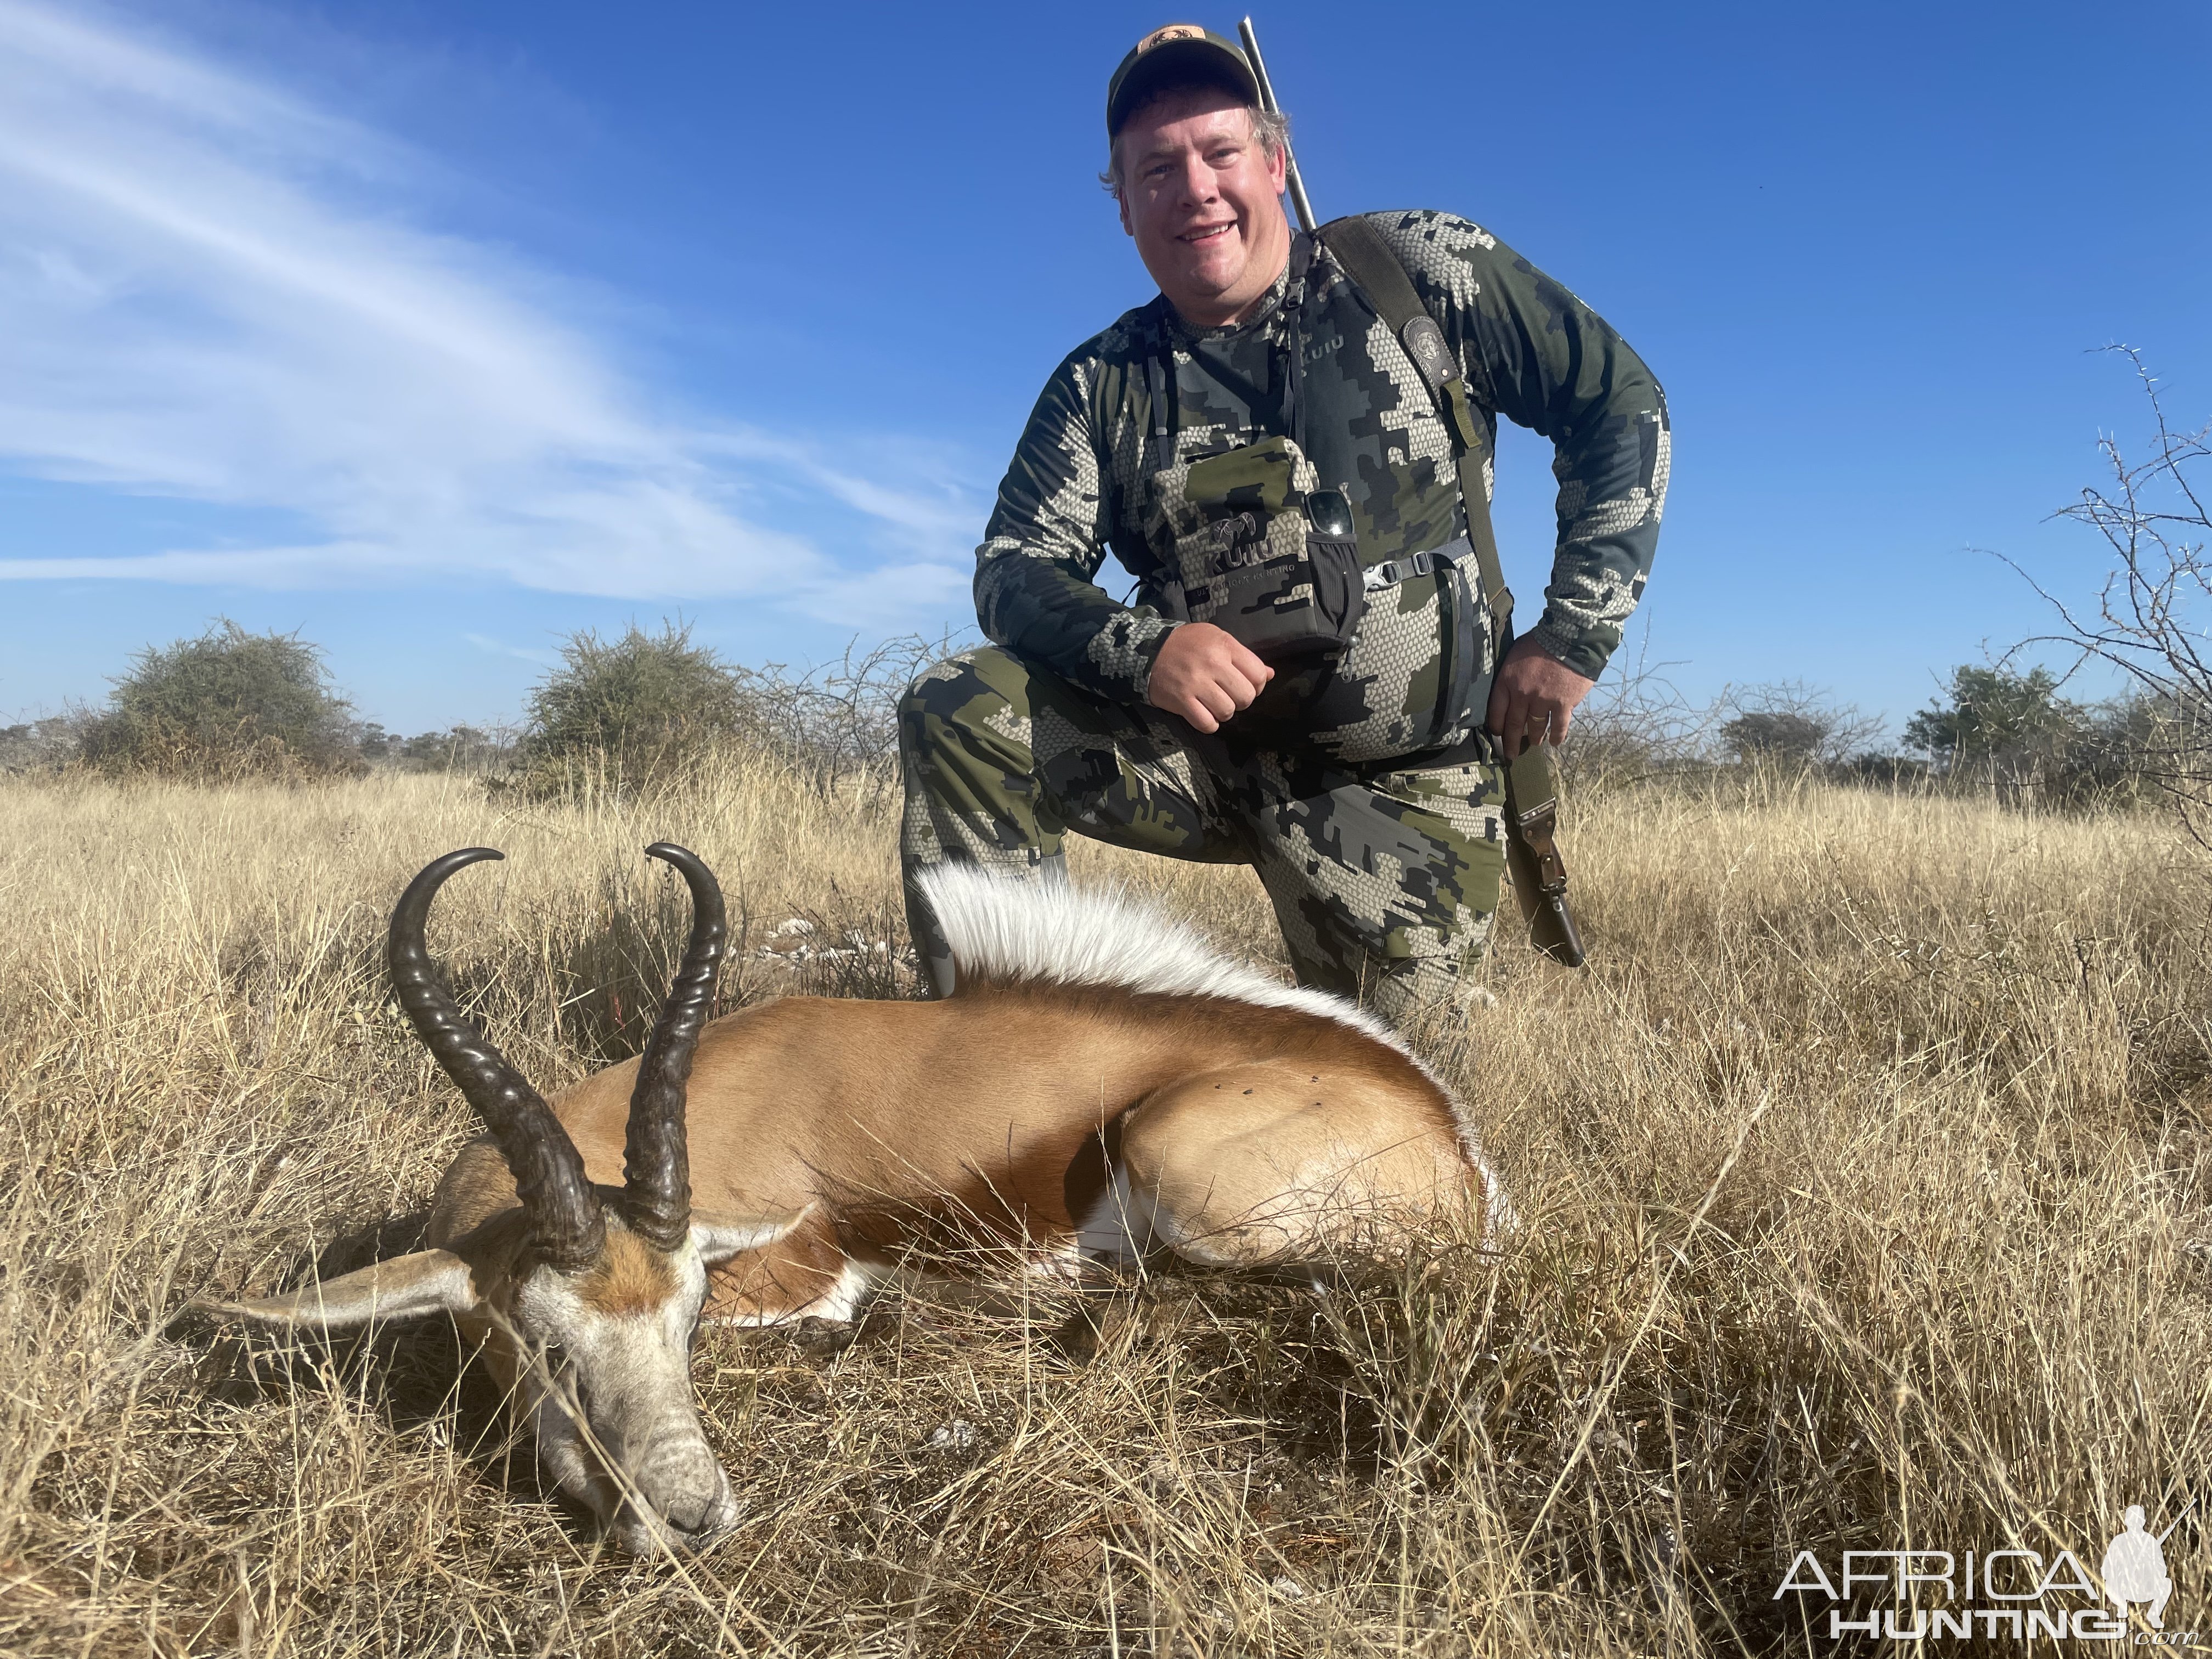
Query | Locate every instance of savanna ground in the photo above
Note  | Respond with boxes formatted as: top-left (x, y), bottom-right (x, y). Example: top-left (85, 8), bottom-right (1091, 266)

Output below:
top-left (1, 753), bottom-right (2208, 1656)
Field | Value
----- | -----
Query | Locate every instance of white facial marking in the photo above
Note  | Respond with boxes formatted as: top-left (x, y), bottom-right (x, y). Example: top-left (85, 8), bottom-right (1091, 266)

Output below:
top-left (505, 1233), bottom-right (737, 1553)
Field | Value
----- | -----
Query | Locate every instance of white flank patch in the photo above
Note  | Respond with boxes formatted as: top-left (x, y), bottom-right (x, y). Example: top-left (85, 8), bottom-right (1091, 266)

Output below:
top-left (916, 865), bottom-right (1403, 1050)
top-left (707, 1257), bottom-right (884, 1328)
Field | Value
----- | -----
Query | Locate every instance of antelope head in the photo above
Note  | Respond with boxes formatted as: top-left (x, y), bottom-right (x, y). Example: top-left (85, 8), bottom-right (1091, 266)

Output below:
top-left (202, 843), bottom-right (797, 1554)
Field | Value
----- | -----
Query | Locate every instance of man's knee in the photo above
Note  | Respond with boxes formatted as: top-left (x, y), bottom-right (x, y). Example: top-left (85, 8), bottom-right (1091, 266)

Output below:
top-left (899, 646), bottom-right (1060, 881)
top-left (899, 647), bottom-right (1035, 768)
top-left (896, 650), bottom-right (989, 754)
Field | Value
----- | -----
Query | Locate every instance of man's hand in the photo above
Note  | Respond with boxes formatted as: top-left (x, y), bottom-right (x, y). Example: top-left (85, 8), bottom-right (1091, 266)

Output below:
top-left (1148, 623), bottom-right (1273, 733)
top-left (1486, 636), bottom-right (1596, 758)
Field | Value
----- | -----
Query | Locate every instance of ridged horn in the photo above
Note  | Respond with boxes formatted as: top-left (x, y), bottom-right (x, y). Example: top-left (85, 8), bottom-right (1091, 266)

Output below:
top-left (620, 843), bottom-right (726, 1252)
top-left (387, 849), bottom-right (605, 1272)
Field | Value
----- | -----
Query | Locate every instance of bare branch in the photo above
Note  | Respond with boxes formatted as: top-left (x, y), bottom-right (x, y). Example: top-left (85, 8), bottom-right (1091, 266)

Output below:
top-left (1995, 349), bottom-right (2212, 837)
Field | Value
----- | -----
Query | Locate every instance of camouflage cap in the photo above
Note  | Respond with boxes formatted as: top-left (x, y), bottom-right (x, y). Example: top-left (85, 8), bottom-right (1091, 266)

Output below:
top-left (1105, 24), bottom-right (1260, 137)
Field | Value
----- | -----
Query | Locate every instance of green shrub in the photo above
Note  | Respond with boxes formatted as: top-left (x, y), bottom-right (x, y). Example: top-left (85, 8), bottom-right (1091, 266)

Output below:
top-left (1905, 664), bottom-right (2080, 780)
top-left (77, 620), bottom-right (363, 782)
top-left (1903, 663), bottom-right (2183, 806)
top-left (510, 621), bottom-right (754, 799)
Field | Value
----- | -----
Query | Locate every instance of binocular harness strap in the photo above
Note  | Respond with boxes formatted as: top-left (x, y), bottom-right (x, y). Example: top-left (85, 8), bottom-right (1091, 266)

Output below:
top-left (1319, 214), bottom-right (1585, 968)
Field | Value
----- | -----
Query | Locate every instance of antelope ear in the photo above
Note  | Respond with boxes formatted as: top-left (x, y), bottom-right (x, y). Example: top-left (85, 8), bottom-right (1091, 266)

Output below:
top-left (195, 1249), bottom-right (478, 1330)
top-left (691, 1205), bottom-right (810, 1267)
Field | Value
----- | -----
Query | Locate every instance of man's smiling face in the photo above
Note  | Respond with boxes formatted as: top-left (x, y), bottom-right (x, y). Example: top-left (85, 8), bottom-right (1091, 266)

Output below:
top-left (1114, 87), bottom-right (1290, 329)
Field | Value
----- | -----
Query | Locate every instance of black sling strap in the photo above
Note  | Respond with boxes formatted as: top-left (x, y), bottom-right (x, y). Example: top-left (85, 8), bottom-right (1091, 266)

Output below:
top-left (1318, 216), bottom-right (1514, 636)
top-left (1318, 215), bottom-right (1585, 968)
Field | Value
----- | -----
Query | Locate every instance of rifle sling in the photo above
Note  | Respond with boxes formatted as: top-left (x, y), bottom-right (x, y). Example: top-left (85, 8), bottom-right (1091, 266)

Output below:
top-left (1317, 216), bottom-right (1514, 645)
top-left (1319, 215), bottom-right (1585, 968)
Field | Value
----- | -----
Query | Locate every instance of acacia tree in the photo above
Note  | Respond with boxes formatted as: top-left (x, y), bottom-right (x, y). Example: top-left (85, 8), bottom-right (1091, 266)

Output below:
top-left (1720, 681), bottom-right (1883, 771)
top-left (1904, 664), bottom-right (2084, 794)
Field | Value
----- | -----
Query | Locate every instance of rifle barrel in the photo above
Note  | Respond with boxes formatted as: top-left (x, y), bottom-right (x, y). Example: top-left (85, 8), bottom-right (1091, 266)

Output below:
top-left (1238, 17), bottom-right (1317, 235)
top-left (2157, 1494), bottom-right (2198, 1544)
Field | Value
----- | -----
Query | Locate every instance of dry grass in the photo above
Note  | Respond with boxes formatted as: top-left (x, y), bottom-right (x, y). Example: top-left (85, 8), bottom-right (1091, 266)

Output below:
top-left (2, 755), bottom-right (2208, 1655)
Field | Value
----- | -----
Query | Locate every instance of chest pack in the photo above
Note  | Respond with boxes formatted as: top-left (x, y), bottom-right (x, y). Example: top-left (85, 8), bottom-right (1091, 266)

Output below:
top-left (1142, 225), bottom-right (1504, 733)
top-left (1150, 431), bottom-right (1364, 661)
top-left (1140, 218), bottom-right (1585, 968)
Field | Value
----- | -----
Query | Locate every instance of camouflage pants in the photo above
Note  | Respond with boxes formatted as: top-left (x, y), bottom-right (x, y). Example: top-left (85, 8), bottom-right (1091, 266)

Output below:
top-left (897, 646), bottom-right (1508, 1028)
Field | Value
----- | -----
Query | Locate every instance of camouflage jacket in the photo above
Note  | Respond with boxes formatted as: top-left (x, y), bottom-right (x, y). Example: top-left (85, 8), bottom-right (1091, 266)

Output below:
top-left (973, 210), bottom-right (1669, 760)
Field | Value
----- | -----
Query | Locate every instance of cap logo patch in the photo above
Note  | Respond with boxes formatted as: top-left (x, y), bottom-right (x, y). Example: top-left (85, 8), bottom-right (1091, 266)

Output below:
top-left (1137, 24), bottom-right (1205, 53)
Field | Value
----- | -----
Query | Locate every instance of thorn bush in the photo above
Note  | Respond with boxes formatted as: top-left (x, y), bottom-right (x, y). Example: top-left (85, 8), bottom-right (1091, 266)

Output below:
top-left (508, 620), bottom-right (755, 800)
top-left (76, 619), bottom-right (364, 783)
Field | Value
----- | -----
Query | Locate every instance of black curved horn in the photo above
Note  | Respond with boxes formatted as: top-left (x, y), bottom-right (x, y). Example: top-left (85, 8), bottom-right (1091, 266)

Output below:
top-left (388, 849), bottom-right (605, 1271)
top-left (621, 843), bottom-right (726, 1252)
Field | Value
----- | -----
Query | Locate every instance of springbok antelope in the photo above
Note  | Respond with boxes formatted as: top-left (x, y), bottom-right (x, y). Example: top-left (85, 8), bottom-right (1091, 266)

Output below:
top-left (204, 843), bottom-right (1503, 1553)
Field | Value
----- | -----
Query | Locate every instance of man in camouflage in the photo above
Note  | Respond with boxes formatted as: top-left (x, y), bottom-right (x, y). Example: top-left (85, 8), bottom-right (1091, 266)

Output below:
top-left (899, 24), bottom-right (1668, 1024)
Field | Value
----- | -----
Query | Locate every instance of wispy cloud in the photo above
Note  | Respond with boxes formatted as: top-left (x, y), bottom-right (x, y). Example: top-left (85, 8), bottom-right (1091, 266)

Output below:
top-left (0, 1), bottom-right (979, 618)
top-left (463, 631), bottom-right (560, 668)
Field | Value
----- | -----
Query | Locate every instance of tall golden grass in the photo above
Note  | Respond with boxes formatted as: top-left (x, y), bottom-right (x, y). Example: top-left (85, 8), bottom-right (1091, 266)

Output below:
top-left (1, 754), bottom-right (2205, 1655)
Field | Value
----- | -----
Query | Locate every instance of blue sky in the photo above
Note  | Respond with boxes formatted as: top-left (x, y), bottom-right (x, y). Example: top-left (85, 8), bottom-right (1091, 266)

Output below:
top-left (2, 0), bottom-right (2207, 737)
